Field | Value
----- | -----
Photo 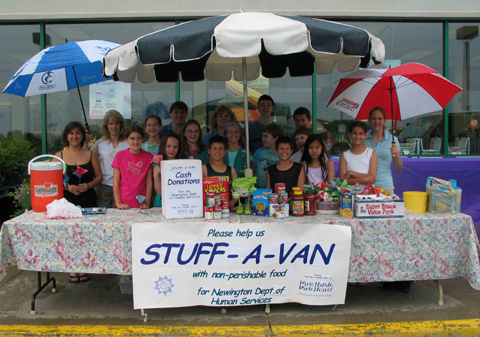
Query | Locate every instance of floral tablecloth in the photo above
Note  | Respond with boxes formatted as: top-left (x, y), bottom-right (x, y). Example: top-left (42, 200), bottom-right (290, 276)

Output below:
top-left (1, 209), bottom-right (479, 289)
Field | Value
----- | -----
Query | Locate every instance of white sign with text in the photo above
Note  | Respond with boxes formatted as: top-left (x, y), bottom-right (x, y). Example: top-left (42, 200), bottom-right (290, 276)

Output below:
top-left (132, 222), bottom-right (352, 309)
top-left (89, 81), bottom-right (131, 119)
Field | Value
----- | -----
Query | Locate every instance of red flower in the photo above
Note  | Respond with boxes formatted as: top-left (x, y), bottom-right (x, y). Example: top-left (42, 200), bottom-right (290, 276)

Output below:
top-left (73, 166), bottom-right (88, 184)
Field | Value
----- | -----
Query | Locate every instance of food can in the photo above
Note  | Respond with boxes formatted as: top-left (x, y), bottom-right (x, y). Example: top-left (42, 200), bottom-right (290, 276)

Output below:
top-left (276, 204), bottom-right (284, 219)
top-left (279, 192), bottom-right (288, 204)
top-left (222, 206), bottom-right (230, 218)
top-left (275, 183), bottom-right (286, 194)
top-left (269, 203), bottom-right (277, 217)
top-left (207, 192), bottom-right (215, 207)
top-left (222, 199), bottom-right (229, 209)
top-left (282, 203), bottom-right (289, 217)
top-left (214, 211), bottom-right (222, 220)
top-left (204, 206), bottom-right (214, 220)
top-left (269, 193), bottom-right (278, 204)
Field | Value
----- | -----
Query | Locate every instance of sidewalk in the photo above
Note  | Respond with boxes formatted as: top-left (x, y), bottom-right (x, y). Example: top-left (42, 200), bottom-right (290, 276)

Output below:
top-left (0, 267), bottom-right (479, 336)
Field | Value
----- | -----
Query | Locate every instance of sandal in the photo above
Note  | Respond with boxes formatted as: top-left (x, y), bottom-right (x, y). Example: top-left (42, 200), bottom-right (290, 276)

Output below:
top-left (69, 275), bottom-right (80, 283)
top-left (79, 274), bottom-right (90, 282)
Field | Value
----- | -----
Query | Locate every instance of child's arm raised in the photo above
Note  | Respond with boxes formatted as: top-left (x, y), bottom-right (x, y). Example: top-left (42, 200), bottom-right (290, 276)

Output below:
top-left (113, 168), bottom-right (129, 209)
top-left (142, 167), bottom-right (153, 209)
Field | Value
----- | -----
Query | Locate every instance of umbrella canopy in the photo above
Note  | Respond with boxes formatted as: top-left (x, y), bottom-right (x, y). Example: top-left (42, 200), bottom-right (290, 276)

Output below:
top-left (4, 40), bottom-right (120, 97)
top-left (103, 12), bottom-right (385, 169)
top-left (327, 63), bottom-right (462, 121)
top-left (3, 40), bottom-right (120, 132)
top-left (103, 12), bottom-right (385, 82)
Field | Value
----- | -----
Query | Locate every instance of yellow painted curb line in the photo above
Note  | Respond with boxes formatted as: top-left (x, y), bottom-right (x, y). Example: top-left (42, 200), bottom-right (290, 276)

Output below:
top-left (0, 319), bottom-right (479, 336)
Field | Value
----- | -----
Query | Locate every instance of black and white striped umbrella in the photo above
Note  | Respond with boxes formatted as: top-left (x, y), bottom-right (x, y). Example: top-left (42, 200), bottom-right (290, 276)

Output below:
top-left (103, 12), bottom-right (385, 169)
top-left (103, 12), bottom-right (385, 82)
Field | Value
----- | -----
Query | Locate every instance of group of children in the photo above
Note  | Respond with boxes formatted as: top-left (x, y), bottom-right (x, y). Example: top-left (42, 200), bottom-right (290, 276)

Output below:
top-left (111, 101), bottom-right (378, 209)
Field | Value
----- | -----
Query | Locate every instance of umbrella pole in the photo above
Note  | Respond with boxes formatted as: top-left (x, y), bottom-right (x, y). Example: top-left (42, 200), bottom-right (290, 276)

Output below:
top-left (71, 66), bottom-right (90, 133)
top-left (390, 75), bottom-right (396, 158)
top-left (242, 57), bottom-right (252, 176)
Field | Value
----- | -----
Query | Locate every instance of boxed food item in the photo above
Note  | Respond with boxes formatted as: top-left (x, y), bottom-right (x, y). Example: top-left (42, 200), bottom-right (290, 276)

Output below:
top-left (253, 189), bottom-right (271, 216)
top-left (354, 196), bottom-right (404, 218)
top-left (426, 177), bottom-right (462, 213)
top-left (161, 159), bottom-right (203, 219)
top-left (340, 192), bottom-right (353, 218)
top-left (203, 177), bottom-right (229, 206)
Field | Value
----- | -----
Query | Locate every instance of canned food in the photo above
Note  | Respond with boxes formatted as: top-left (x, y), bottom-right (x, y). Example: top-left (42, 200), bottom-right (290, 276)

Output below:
top-left (269, 193), bottom-right (278, 204)
top-left (207, 192), bottom-right (216, 207)
top-left (275, 183), bottom-right (286, 194)
top-left (276, 204), bottom-right (284, 219)
top-left (214, 211), bottom-right (222, 220)
top-left (222, 208), bottom-right (230, 218)
top-left (269, 203), bottom-right (278, 217)
top-left (205, 206), bottom-right (214, 220)
top-left (281, 203), bottom-right (289, 217)
top-left (279, 192), bottom-right (288, 204)
top-left (222, 199), bottom-right (229, 209)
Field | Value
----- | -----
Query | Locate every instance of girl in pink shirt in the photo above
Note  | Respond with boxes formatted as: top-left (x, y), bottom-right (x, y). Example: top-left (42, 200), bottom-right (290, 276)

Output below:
top-left (112, 125), bottom-right (153, 209)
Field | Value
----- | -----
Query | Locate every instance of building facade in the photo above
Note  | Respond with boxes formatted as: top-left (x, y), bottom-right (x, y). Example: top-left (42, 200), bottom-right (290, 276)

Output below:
top-left (1, 0), bottom-right (479, 156)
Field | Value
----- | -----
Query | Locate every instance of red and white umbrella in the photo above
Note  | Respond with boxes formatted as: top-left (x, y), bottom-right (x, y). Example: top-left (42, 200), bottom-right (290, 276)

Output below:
top-left (327, 63), bottom-right (462, 128)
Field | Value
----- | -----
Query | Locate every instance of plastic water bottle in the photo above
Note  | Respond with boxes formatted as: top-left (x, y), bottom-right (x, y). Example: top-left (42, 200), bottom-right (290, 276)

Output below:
top-left (353, 183), bottom-right (362, 195)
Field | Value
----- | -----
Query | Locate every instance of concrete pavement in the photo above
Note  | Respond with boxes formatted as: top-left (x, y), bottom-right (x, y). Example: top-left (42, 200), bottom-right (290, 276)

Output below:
top-left (0, 266), bottom-right (480, 336)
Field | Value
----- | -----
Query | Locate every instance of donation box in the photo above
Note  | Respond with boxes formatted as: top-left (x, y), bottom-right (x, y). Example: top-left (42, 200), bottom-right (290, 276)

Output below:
top-left (161, 159), bottom-right (203, 219)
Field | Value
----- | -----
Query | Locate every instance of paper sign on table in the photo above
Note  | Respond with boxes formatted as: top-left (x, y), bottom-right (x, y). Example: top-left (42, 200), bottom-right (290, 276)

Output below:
top-left (161, 159), bottom-right (203, 219)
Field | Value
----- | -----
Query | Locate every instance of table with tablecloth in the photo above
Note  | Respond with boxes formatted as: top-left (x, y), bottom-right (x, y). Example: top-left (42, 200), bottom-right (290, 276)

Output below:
top-left (1, 209), bottom-right (479, 291)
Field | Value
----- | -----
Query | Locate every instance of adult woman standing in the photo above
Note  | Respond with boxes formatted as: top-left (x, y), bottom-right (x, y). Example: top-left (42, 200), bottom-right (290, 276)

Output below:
top-left (55, 122), bottom-right (102, 283)
top-left (203, 105), bottom-right (237, 145)
top-left (364, 107), bottom-right (403, 194)
top-left (91, 110), bottom-right (129, 207)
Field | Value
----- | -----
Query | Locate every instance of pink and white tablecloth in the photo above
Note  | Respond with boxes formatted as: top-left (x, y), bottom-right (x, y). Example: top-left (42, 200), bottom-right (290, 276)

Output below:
top-left (1, 209), bottom-right (479, 289)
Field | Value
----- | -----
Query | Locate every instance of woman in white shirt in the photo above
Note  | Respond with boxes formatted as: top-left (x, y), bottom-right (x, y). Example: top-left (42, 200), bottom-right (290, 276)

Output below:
top-left (91, 110), bottom-right (129, 207)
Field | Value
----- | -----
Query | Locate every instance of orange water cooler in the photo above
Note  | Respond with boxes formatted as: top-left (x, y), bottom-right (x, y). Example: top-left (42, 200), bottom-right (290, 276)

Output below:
top-left (28, 155), bottom-right (66, 212)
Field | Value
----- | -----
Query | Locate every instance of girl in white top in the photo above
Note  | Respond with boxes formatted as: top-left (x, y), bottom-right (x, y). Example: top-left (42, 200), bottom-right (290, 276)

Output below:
top-left (91, 110), bottom-right (129, 207)
top-left (339, 121), bottom-right (378, 190)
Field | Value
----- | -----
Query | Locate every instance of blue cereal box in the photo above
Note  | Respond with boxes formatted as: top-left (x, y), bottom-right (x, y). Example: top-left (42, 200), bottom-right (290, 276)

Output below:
top-left (253, 189), bottom-right (272, 216)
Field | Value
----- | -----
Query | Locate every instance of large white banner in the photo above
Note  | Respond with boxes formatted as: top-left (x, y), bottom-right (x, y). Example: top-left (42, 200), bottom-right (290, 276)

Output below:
top-left (89, 81), bottom-right (131, 119)
top-left (132, 222), bottom-right (352, 310)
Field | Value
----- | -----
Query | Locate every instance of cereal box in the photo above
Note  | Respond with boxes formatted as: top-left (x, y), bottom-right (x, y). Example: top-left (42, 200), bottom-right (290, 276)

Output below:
top-left (203, 177), bottom-right (229, 206)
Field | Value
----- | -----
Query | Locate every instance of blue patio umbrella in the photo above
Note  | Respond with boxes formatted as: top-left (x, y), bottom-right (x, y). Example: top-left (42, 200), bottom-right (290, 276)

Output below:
top-left (3, 40), bottom-right (120, 132)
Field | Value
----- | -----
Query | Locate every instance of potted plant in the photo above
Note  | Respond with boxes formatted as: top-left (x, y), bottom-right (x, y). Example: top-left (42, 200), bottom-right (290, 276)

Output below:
top-left (6, 179), bottom-right (31, 218)
top-left (305, 179), bottom-right (350, 214)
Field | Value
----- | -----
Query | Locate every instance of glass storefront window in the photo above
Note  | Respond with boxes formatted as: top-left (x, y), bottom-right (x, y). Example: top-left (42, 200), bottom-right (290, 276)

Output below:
top-left (45, 22), bottom-right (175, 153)
top-left (180, 73), bottom-right (312, 144)
top-left (0, 25), bottom-right (42, 154)
top-left (449, 23), bottom-right (480, 155)
top-left (317, 22), bottom-right (443, 156)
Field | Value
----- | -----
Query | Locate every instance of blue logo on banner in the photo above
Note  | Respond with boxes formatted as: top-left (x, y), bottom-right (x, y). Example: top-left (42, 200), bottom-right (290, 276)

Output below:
top-left (154, 275), bottom-right (175, 296)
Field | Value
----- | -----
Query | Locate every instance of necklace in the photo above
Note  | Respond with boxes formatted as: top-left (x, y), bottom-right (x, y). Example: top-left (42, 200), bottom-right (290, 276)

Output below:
top-left (67, 147), bottom-right (82, 162)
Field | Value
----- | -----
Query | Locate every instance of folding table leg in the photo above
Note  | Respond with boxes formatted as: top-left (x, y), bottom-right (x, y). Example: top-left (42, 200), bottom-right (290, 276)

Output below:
top-left (434, 280), bottom-right (444, 305)
top-left (31, 272), bottom-right (57, 315)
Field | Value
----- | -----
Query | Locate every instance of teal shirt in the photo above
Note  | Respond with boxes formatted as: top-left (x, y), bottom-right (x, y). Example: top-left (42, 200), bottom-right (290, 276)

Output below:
top-left (364, 130), bottom-right (400, 190)
top-left (141, 142), bottom-right (160, 155)
top-left (224, 147), bottom-right (252, 178)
